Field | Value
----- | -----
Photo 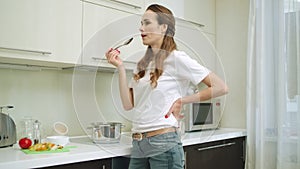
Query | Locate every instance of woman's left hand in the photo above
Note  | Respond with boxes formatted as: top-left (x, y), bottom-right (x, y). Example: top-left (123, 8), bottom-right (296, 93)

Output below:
top-left (165, 98), bottom-right (184, 120)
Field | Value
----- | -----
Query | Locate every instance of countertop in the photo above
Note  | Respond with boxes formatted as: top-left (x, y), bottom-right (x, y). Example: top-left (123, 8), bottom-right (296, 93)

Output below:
top-left (0, 128), bottom-right (246, 169)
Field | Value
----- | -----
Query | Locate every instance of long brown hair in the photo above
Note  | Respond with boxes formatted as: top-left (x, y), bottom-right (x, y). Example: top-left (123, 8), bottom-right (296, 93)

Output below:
top-left (134, 4), bottom-right (177, 88)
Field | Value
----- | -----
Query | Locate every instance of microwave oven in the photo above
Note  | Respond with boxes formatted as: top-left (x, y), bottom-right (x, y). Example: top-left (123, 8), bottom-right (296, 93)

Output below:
top-left (183, 99), bottom-right (221, 132)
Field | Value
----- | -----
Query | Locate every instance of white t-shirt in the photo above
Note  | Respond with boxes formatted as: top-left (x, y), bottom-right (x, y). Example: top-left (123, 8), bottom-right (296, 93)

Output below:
top-left (129, 50), bottom-right (210, 133)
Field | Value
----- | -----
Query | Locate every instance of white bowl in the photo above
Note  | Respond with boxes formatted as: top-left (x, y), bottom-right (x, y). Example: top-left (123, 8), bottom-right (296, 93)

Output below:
top-left (46, 136), bottom-right (69, 146)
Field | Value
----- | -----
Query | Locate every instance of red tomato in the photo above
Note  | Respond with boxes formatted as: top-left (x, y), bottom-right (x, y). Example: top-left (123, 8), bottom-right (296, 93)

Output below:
top-left (19, 137), bottom-right (32, 149)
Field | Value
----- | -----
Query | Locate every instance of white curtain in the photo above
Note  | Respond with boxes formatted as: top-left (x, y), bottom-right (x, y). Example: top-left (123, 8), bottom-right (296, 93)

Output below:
top-left (246, 0), bottom-right (300, 169)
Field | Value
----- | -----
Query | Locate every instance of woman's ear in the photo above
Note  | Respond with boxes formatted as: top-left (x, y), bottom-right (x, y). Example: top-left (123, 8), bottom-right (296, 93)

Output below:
top-left (161, 24), bottom-right (168, 34)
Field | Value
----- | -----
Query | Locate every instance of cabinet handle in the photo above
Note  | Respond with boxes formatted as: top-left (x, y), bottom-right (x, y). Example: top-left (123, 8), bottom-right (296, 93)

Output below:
top-left (176, 17), bottom-right (205, 28)
top-left (81, 0), bottom-right (141, 15)
top-left (110, 0), bottom-right (141, 9)
top-left (197, 142), bottom-right (236, 151)
top-left (92, 57), bottom-right (104, 61)
top-left (92, 57), bottom-right (136, 64)
top-left (0, 47), bottom-right (51, 55)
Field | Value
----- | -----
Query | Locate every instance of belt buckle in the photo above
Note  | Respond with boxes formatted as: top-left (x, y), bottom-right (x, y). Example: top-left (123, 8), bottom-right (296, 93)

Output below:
top-left (132, 133), bottom-right (143, 141)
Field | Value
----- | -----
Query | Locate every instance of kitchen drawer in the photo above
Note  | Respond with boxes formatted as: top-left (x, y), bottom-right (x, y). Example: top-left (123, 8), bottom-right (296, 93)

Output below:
top-left (184, 136), bottom-right (246, 169)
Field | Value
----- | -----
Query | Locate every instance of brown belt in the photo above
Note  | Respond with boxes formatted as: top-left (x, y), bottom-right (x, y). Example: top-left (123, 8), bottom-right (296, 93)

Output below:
top-left (132, 127), bottom-right (176, 141)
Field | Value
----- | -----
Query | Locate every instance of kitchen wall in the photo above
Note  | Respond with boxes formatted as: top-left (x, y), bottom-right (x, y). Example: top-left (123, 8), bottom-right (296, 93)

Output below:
top-left (216, 0), bottom-right (249, 128)
top-left (0, 68), bottom-right (132, 139)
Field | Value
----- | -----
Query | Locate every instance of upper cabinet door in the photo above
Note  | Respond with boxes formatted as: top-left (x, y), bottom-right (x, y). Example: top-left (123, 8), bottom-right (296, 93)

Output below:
top-left (81, 0), bottom-right (146, 69)
top-left (176, 24), bottom-right (216, 71)
top-left (184, 0), bottom-right (216, 34)
top-left (0, 0), bottom-right (81, 66)
top-left (144, 0), bottom-right (184, 18)
top-left (145, 0), bottom-right (216, 70)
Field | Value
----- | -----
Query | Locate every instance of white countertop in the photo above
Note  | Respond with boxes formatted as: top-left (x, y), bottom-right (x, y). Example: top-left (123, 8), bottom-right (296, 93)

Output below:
top-left (0, 128), bottom-right (246, 169)
top-left (181, 128), bottom-right (246, 146)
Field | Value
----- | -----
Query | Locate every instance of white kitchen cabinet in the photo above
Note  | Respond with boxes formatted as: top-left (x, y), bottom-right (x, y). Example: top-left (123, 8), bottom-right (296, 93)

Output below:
top-left (81, 0), bottom-right (214, 71)
top-left (145, 0), bottom-right (210, 32)
top-left (143, 0), bottom-right (216, 70)
top-left (176, 22), bottom-right (216, 71)
top-left (81, 0), bottom-right (146, 69)
top-left (184, 0), bottom-right (216, 34)
top-left (83, 0), bottom-right (144, 13)
top-left (0, 0), bottom-right (215, 70)
top-left (0, 0), bottom-right (81, 67)
top-left (144, 0), bottom-right (184, 18)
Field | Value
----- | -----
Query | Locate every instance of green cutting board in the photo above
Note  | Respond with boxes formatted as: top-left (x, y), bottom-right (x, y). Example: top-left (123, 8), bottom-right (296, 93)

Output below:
top-left (21, 146), bottom-right (76, 154)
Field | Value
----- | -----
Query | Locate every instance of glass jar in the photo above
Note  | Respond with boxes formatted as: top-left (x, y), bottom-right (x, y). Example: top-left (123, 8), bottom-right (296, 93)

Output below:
top-left (21, 117), bottom-right (34, 140)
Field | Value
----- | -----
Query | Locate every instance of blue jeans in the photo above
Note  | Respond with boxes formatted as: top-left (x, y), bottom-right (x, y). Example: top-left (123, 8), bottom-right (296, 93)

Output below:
top-left (128, 131), bottom-right (185, 169)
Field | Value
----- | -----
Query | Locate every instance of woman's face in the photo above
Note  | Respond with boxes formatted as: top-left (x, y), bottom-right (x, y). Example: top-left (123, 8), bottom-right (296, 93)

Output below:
top-left (140, 10), bottom-right (167, 48)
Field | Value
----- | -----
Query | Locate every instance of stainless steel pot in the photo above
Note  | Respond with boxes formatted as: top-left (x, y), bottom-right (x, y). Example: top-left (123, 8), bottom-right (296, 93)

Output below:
top-left (89, 122), bottom-right (124, 144)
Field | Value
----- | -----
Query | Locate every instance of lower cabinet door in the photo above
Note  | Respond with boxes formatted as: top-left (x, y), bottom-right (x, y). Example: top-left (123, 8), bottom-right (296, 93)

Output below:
top-left (37, 158), bottom-right (112, 169)
top-left (184, 137), bottom-right (246, 169)
top-left (112, 156), bottom-right (131, 169)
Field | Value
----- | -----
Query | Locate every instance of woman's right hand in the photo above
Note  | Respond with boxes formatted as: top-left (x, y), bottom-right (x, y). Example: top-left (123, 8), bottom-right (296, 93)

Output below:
top-left (105, 48), bottom-right (122, 67)
top-left (165, 98), bottom-right (184, 120)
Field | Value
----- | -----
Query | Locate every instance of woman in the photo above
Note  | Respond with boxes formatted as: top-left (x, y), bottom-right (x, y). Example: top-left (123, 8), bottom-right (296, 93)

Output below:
top-left (105, 4), bottom-right (228, 169)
